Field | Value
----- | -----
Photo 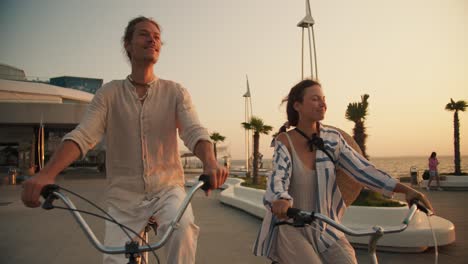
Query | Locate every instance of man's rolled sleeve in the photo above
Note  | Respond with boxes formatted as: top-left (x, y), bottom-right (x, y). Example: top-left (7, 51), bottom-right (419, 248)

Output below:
top-left (62, 88), bottom-right (108, 159)
top-left (175, 85), bottom-right (210, 152)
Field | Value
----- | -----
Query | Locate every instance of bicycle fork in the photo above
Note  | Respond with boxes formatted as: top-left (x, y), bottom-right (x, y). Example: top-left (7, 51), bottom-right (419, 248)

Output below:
top-left (368, 226), bottom-right (384, 264)
top-left (138, 217), bottom-right (158, 264)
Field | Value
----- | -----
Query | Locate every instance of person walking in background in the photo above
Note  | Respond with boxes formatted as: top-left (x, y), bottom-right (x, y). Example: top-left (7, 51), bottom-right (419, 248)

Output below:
top-left (253, 79), bottom-right (433, 264)
top-left (427, 152), bottom-right (442, 191)
top-left (21, 16), bottom-right (228, 264)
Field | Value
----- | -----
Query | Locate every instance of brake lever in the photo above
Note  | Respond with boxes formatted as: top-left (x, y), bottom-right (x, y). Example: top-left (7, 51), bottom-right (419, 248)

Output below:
top-left (409, 199), bottom-right (433, 216)
top-left (40, 184), bottom-right (60, 210)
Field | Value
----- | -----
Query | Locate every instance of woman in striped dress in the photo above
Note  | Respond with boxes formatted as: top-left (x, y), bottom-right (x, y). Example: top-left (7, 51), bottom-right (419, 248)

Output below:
top-left (253, 79), bottom-right (433, 264)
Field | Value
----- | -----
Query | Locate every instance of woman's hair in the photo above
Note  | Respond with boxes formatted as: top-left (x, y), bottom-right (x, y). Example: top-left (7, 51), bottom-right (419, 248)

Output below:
top-left (430, 152), bottom-right (437, 158)
top-left (282, 79), bottom-right (322, 127)
top-left (272, 79), bottom-right (321, 139)
top-left (122, 16), bottom-right (161, 60)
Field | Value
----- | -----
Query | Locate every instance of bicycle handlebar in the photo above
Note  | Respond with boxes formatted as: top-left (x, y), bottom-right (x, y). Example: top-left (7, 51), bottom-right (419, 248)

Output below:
top-left (284, 199), bottom-right (432, 264)
top-left (285, 199), bottom-right (429, 237)
top-left (40, 174), bottom-right (212, 254)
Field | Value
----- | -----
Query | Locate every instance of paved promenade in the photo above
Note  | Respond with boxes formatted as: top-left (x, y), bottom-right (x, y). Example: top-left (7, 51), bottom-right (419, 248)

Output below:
top-left (0, 170), bottom-right (467, 264)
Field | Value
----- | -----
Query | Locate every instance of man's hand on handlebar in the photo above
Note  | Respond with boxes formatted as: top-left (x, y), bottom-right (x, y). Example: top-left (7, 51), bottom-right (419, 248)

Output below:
top-left (202, 163), bottom-right (229, 196)
top-left (21, 173), bottom-right (56, 208)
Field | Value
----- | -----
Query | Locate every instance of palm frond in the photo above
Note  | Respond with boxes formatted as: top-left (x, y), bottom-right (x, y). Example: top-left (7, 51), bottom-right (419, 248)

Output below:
top-left (210, 132), bottom-right (226, 142)
top-left (445, 98), bottom-right (467, 112)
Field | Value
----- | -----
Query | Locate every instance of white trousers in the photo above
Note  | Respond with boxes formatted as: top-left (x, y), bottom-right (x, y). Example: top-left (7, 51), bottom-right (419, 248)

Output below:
top-left (103, 186), bottom-right (199, 264)
top-left (270, 225), bottom-right (357, 264)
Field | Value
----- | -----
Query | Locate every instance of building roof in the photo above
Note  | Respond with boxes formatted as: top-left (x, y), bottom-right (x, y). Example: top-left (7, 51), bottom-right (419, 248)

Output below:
top-left (0, 64), bottom-right (27, 81)
top-left (0, 78), bottom-right (94, 104)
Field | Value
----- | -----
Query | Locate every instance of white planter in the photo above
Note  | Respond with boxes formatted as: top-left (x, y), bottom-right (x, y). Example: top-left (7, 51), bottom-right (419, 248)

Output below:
top-left (423, 175), bottom-right (468, 190)
top-left (342, 205), bottom-right (455, 252)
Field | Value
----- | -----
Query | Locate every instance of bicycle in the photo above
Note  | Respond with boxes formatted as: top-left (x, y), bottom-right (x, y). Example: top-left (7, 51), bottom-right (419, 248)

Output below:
top-left (277, 200), bottom-right (433, 264)
top-left (40, 174), bottom-right (212, 264)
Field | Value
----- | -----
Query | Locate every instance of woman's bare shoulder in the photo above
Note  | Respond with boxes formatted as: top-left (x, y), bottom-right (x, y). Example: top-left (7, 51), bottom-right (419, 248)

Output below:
top-left (276, 132), bottom-right (292, 151)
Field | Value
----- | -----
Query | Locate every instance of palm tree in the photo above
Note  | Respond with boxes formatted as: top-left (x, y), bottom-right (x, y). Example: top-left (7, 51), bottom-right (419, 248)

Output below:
top-left (345, 94), bottom-right (370, 159)
top-left (445, 98), bottom-right (467, 175)
top-left (241, 116), bottom-right (273, 184)
top-left (210, 132), bottom-right (226, 160)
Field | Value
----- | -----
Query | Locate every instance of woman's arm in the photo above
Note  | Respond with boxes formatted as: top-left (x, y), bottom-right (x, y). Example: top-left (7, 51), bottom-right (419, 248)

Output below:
top-left (334, 133), bottom-right (397, 197)
top-left (334, 132), bottom-right (433, 212)
top-left (265, 134), bottom-right (294, 219)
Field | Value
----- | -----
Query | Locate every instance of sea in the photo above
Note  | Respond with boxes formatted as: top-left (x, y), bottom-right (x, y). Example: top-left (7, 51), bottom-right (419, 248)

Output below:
top-left (228, 156), bottom-right (468, 179)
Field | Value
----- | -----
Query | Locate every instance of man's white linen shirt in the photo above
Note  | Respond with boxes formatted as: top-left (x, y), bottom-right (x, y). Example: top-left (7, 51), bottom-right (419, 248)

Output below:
top-left (63, 77), bottom-right (210, 211)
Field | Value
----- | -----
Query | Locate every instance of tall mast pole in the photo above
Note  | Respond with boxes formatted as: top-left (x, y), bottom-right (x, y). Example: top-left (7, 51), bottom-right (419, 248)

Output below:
top-left (243, 75), bottom-right (252, 173)
top-left (298, 0), bottom-right (318, 80)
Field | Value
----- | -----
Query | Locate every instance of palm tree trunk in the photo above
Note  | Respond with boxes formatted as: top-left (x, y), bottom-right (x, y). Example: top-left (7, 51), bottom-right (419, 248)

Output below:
top-left (353, 121), bottom-right (368, 159)
top-left (214, 143), bottom-right (218, 160)
top-left (252, 132), bottom-right (260, 185)
top-left (454, 111), bottom-right (461, 174)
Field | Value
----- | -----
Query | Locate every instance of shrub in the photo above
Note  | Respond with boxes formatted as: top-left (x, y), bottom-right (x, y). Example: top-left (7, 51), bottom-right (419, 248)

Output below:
top-left (352, 189), bottom-right (405, 207)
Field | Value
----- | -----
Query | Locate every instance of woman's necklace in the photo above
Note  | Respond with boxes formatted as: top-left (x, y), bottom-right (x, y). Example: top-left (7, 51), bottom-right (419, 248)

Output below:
top-left (294, 126), bottom-right (336, 163)
top-left (294, 127), bottom-right (323, 152)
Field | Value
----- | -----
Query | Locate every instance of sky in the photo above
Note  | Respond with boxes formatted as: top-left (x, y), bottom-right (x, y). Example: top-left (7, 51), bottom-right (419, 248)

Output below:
top-left (1, 0), bottom-right (467, 160)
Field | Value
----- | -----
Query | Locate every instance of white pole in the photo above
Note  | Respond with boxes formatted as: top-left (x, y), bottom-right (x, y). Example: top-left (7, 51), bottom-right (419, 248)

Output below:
top-left (311, 26), bottom-right (318, 79)
top-left (245, 99), bottom-right (249, 172)
top-left (301, 28), bottom-right (305, 79)
top-left (308, 26), bottom-right (314, 79)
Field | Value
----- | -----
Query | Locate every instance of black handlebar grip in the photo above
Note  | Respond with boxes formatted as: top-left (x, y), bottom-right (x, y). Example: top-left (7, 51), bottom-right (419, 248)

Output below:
top-left (41, 184), bottom-right (60, 210)
top-left (198, 174), bottom-right (211, 192)
top-left (286, 207), bottom-right (301, 219)
top-left (40, 184), bottom-right (60, 199)
top-left (409, 199), bottom-right (430, 215)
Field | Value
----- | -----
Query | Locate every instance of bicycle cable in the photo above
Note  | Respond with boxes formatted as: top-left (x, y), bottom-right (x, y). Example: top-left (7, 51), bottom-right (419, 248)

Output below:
top-left (51, 206), bottom-right (159, 264)
top-left (51, 187), bottom-right (160, 264)
top-left (59, 186), bottom-right (157, 264)
top-left (426, 215), bottom-right (439, 264)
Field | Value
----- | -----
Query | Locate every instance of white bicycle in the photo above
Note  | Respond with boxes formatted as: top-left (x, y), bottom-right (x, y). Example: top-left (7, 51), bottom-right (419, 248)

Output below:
top-left (40, 175), bottom-right (211, 264)
top-left (277, 200), bottom-right (433, 264)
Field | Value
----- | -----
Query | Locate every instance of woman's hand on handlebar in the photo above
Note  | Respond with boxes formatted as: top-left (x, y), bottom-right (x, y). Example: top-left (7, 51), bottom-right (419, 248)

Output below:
top-left (21, 173), bottom-right (55, 208)
top-left (395, 183), bottom-right (434, 214)
top-left (405, 188), bottom-right (434, 214)
top-left (271, 199), bottom-right (291, 220)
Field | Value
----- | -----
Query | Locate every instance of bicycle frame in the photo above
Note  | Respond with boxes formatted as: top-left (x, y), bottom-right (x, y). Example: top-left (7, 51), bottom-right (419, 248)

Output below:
top-left (41, 175), bottom-right (210, 262)
top-left (285, 203), bottom-right (421, 264)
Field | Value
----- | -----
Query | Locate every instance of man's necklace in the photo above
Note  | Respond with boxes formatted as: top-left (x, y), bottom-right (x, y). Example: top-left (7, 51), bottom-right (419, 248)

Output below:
top-left (138, 90), bottom-right (149, 101)
top-left (128, 76), bottom-right (154, 101)
top-left (128, 75), bottom-right (155, 87)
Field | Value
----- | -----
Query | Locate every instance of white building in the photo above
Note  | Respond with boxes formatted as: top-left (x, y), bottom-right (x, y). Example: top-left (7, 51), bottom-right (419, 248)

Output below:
top-left (0, 65), bottom-right (99, 174)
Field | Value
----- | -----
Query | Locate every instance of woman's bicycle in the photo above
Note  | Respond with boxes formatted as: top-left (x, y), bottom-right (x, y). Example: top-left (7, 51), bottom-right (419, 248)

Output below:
top-left (40, 175), bottom-right (211, 264)
top-left (278, 200), bottom-right (433, 264)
